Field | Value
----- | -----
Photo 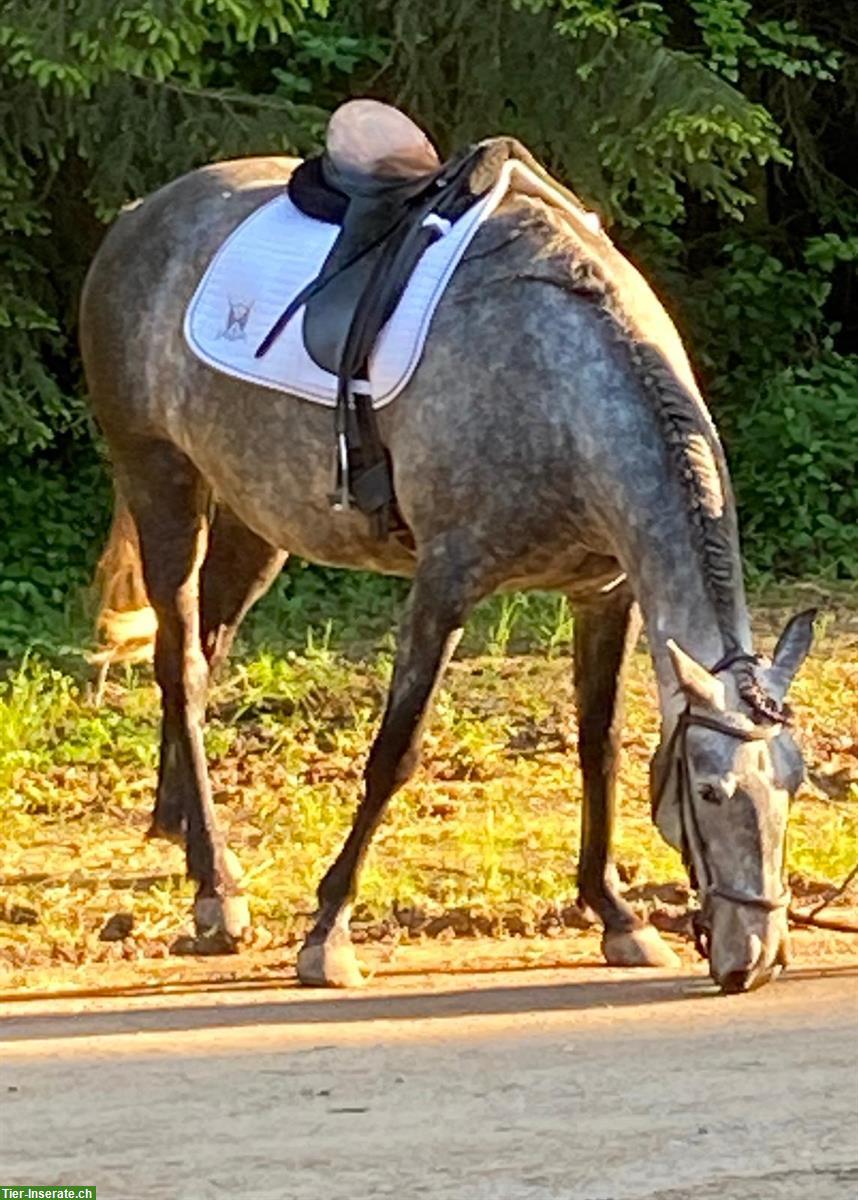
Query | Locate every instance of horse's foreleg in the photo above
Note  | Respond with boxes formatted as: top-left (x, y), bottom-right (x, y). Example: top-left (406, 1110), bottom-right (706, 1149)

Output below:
top-left (572, 585), bottom-right (678, 967)
top-left (120, 441), bottom-right (248, 944)
top-left (297, 541), bottom-right (477, 987)
top-left (200, 505), bottom-right (287, 673)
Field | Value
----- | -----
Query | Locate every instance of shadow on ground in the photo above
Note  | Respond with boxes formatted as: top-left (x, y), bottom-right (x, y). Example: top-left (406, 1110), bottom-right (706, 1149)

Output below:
top-left (3, 963), bottom-right (855, 1044)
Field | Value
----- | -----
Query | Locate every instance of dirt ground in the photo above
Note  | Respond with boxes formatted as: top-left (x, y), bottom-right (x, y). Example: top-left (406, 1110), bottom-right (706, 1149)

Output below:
top-left (3, 586), bottom-right (856, 983)
top-left (1, 586), bottom-right (856, 1196)
top-left (2, 935), bottom-right (856, 1200)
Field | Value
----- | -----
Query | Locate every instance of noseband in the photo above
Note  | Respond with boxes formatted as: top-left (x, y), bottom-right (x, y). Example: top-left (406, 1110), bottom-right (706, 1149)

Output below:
top-left (652, 653), bottom-right (792, 958)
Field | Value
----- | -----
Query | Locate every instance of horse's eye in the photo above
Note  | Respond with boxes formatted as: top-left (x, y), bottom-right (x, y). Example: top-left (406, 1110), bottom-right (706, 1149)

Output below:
top-left (699, 783), bottom-right (722, 805)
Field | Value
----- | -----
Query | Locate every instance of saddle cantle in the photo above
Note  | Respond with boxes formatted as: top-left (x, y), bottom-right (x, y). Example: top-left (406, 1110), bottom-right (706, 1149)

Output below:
top-left (255, 99), bottom-right (573, 533)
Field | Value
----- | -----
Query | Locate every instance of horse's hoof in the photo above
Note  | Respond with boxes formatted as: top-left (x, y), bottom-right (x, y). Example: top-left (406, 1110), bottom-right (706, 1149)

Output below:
top-left (603, 924), bottom-right (680, 968)
top-left (194, 893), bottom-right (250, 940)
top-left (172, 928), bottom-right (240, 956)
top-left (296, 939), bottom-right (364, 988)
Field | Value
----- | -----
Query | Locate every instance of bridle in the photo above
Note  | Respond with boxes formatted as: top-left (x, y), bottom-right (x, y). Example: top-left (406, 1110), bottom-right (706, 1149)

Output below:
top-left (651, 651), bottom-right (792, 959)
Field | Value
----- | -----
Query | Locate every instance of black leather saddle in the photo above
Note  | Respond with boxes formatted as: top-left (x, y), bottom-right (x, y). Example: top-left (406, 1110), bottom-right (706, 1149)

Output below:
top-left (255, 100), bottom-right (545, 532)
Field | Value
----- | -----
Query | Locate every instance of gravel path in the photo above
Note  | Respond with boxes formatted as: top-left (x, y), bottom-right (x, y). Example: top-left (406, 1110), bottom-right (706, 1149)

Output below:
top-left (2, 951), bottom-right (856, 1199)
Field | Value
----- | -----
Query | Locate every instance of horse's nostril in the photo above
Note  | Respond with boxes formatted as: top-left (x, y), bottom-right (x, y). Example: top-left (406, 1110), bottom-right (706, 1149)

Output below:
top-left (720, 969), bottom-right (753, 994)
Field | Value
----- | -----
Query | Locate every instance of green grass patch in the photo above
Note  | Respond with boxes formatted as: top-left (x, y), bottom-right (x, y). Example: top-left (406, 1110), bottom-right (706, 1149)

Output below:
top-left (1, 598), bottom-right (855, 981)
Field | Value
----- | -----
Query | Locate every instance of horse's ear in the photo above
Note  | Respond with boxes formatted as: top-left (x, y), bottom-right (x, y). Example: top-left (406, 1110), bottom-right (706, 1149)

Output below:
top-left (666, 640), bottom-right (727, 712)
top-left (766, 609), bottom-right (817, 700)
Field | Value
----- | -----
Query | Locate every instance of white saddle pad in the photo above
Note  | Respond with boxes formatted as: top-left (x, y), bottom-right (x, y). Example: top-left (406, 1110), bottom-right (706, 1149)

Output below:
top-left (184, 159), bottom-right (599, 408)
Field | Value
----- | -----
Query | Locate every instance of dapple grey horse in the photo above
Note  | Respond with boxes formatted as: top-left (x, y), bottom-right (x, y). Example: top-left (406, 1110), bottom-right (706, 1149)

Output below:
top-left (80, 154), bottom-right (815, 993)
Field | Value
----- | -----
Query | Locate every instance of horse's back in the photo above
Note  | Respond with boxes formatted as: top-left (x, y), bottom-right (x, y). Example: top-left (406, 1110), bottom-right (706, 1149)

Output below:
top-left (89, 154), bottom-right (298, 262)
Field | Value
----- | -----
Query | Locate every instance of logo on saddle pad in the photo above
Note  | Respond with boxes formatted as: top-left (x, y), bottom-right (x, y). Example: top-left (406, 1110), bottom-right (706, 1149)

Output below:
top-left (216, 297), bottom-right (254, 341)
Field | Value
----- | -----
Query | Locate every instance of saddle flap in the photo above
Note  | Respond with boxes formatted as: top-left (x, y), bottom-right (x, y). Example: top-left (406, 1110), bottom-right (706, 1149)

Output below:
top-left (299, 137), bottom-right (536, 379)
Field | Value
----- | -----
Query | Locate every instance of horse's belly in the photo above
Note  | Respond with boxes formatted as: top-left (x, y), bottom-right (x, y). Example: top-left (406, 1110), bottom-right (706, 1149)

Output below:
top-left (174, 382), bottom-right (416, 575)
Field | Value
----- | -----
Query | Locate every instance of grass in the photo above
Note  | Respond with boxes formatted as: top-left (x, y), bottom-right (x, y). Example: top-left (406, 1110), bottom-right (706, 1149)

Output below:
top-left (0, 576), bottom-right (856, 987)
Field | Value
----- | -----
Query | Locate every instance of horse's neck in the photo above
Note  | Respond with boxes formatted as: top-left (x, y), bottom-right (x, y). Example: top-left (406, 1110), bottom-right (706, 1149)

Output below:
top-left (627, 540), bottom-right (752, 728)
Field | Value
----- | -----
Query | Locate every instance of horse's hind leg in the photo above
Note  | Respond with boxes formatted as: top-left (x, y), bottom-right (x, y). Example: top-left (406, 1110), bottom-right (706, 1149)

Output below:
top-left (150, 506), bottom-right (284, 838)
top-left (572, 585), bottom-right (678, 967)
top-left (118, 440), bottom-right (247, 943)
top-left (297, 539), bottom-right (480, 987)
top-left (200, 504), bottom-right (287, 673)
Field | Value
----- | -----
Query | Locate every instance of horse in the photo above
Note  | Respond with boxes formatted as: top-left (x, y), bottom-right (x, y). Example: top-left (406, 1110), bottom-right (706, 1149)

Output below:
top-left (80, 123), bottom-right (815, 994)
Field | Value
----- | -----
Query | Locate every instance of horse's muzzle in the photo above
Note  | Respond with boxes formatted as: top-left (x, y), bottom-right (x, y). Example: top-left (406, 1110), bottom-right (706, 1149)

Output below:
top-left (700, 899), bottom-right (790, 994)
top-left (718, 962), bottom-right (781, 993)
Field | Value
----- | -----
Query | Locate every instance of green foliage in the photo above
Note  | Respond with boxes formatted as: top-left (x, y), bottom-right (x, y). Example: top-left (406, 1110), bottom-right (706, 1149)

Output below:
top-left (0, 0), bottom-right (333, 450)
top-left (676, 237), bottom-right (858, 575)
top-left (728, 354), bottom-right (858, 575)
top-left (686, 240), bottom-right (833, 389)
top-left (687, 0), bottom-right (839, 82)
top-left (0, 445), bottom-right (110, 657)
top-left (805, 233), bottom-right (858, 271)
top-left (382, 0), bottom-right (792, 226)
top-left (0, 0), bottom-right (854, 655)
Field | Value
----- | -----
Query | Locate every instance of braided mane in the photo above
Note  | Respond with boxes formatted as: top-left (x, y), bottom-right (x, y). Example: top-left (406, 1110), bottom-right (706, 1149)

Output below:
top-left (627, 340), bottom-right (739, 637)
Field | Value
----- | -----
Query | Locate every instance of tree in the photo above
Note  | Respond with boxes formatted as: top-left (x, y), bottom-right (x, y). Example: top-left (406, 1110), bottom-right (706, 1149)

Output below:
top-left (0, 0), bottom-right (339, 447)
top-left (0, 0), bottom-right (854, 651)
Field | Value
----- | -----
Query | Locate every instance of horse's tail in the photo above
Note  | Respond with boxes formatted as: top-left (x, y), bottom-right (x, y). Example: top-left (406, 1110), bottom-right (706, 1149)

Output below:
top-left (91, 490), bottom-right (157, 668)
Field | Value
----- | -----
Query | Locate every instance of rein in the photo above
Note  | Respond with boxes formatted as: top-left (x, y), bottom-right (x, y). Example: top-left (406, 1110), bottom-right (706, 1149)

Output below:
top-left (651, 652), bottom-right (792, 957)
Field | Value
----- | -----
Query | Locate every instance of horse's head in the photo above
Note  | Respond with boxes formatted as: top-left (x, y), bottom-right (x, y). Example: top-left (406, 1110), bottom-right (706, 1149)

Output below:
top-left (651, 610), bottom-right (816, 992)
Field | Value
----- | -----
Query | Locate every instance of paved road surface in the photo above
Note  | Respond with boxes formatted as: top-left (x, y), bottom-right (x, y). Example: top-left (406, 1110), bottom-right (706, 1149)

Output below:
top-left (2, 956), bottom-right (857, 1200)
